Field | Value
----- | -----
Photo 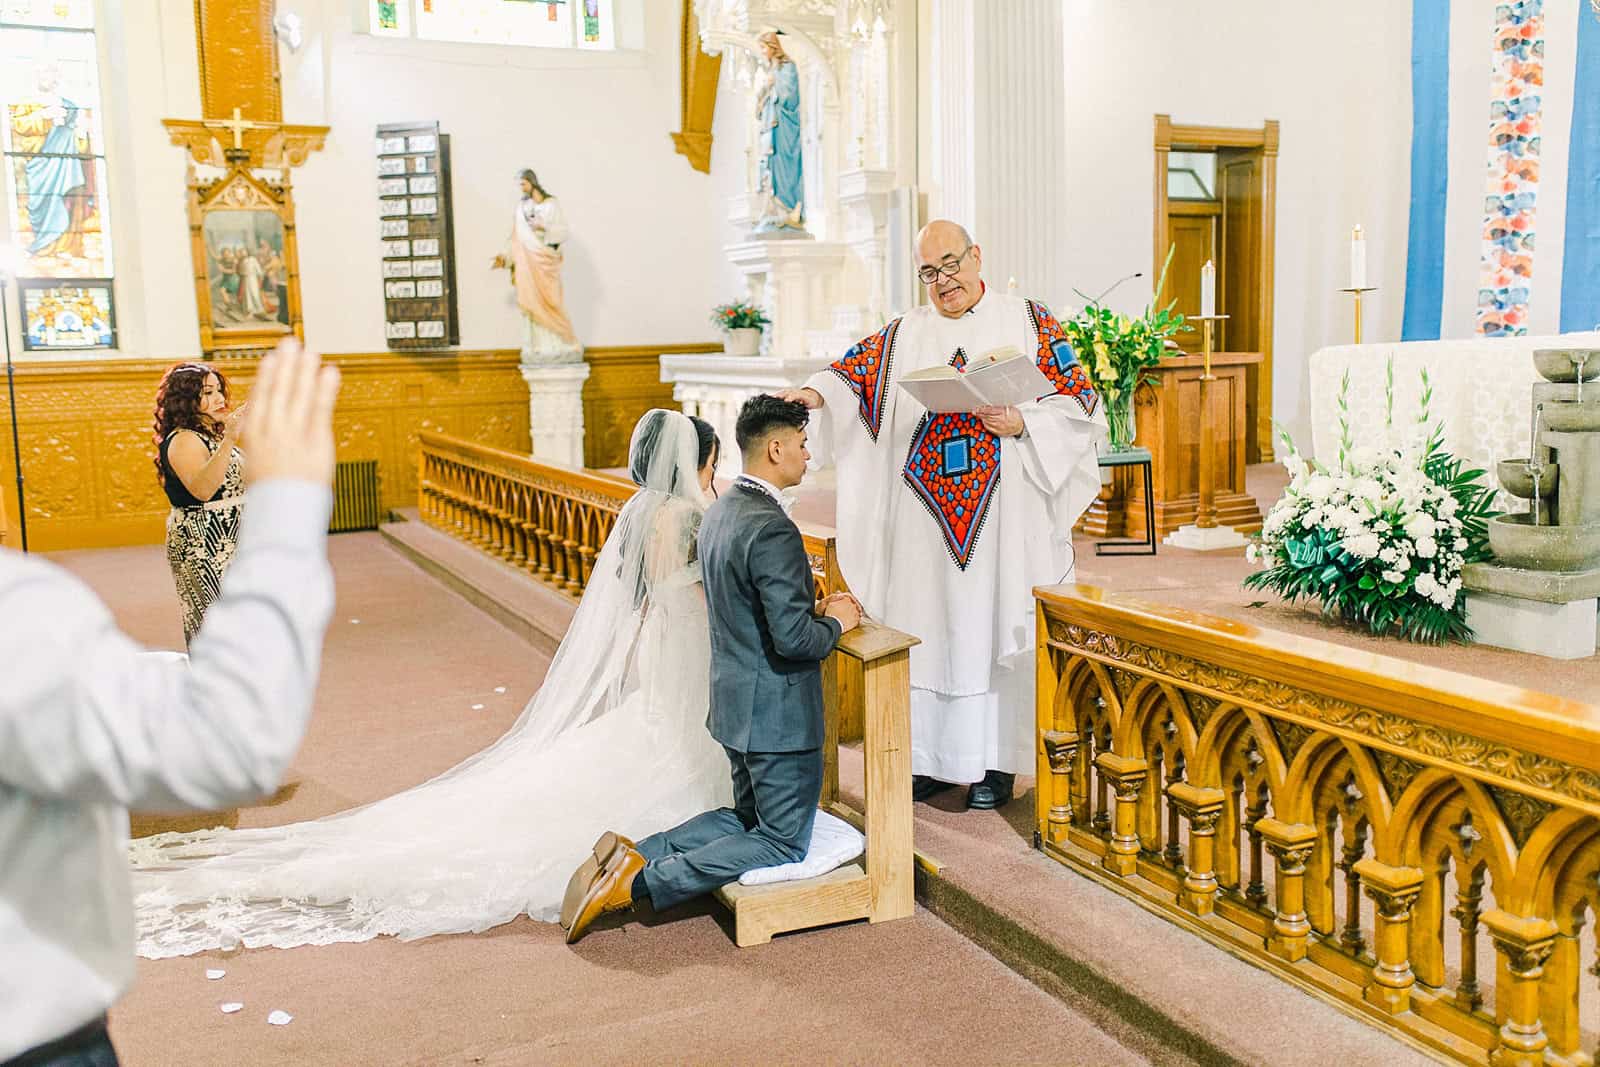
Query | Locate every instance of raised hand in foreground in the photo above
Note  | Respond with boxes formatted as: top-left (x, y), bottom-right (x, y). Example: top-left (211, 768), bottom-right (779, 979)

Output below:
top-left (244, 338), bottom-right (342, 487)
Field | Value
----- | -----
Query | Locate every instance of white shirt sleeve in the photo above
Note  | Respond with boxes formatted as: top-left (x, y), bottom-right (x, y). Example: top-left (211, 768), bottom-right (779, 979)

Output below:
top-left (0, 480), bottom-right (334, 811)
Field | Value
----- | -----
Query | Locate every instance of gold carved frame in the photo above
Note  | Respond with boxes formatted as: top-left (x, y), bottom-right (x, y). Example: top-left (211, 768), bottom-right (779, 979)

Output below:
top-left (186, 165), bottom-right (304, 356)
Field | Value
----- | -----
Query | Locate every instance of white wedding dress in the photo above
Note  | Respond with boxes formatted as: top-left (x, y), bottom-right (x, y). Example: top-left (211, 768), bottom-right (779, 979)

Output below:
top-left (131, 412), bottom-right (734, 958)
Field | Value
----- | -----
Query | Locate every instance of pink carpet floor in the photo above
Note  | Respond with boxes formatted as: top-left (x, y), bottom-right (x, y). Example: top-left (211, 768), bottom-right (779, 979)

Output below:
top-left (51, 535), bottom-right (1154, 1066)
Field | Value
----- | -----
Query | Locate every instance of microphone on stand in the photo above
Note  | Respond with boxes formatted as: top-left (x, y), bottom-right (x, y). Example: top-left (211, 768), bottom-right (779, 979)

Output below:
top-left (1073, 271), bottom-right (1144, 309)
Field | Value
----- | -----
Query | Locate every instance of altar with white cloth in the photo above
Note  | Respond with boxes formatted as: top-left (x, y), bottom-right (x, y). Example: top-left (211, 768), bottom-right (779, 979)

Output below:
top-left (1308, 332), bottom-right (1600, 487)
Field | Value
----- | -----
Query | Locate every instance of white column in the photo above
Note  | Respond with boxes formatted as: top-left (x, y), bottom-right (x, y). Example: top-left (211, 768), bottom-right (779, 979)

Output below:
top-left (520, 360), bottom-right (591, 468)
top-left (930, 0), bottom-right (1067, 303)
top-left (930, 0), bottom-right (975, 229)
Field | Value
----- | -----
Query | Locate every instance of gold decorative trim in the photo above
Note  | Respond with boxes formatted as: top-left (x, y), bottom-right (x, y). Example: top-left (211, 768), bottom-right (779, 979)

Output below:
top-left (1046, 621), bottom-right (1600, 809)
top-left (162, 119), bottom-right (330, 171)
top-left (671, 0), bottom-right (721, 174)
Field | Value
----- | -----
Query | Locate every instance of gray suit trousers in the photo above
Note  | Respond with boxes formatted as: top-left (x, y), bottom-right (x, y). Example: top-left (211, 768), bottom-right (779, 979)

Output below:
top-left (636, 745), bottom-right (822, 911)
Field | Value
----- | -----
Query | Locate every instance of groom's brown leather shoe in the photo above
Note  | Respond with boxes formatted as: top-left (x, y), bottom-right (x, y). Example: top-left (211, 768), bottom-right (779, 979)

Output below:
top-left (559, 831), bottom-right (635, 932)
top-left (566, 843), bottom-right (646, 945)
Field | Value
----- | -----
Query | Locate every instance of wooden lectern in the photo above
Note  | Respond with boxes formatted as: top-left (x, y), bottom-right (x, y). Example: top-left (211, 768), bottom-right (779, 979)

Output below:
top-left (1078, 351), bottom-right (1265, 541)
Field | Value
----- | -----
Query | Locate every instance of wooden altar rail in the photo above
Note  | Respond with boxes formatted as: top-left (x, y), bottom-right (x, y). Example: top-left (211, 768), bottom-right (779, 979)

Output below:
top-left (417, 431), bottom-right (862, 739)
top-left (1036, 585), bottom-right (1600, 1065)
top-left (417, 430), bottom-right (845, 602)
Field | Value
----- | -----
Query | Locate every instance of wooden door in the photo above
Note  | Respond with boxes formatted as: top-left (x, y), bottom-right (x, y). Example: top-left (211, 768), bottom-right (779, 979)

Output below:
top-left (1166, 201), bottom-right (1219, 323)
top-left (1218, 146), bottom-right (1265, 455)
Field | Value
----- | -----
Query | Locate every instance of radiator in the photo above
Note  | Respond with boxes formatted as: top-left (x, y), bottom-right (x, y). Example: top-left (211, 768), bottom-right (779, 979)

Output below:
top-left (330, 459), bottom-right (383, 532)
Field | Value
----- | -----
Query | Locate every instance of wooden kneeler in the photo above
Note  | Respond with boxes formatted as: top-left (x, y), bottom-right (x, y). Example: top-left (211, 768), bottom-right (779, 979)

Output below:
top-left (714, 621), bottom-right (919, 947)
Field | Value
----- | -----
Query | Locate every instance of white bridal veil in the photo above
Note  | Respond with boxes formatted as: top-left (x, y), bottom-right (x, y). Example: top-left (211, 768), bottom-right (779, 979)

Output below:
top-left (131, 410), bottom-right (732, 955)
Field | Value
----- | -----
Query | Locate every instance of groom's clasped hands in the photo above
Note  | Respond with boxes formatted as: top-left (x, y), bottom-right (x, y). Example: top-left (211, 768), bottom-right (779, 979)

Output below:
top-left (817, 591), bottom-right (863, 633)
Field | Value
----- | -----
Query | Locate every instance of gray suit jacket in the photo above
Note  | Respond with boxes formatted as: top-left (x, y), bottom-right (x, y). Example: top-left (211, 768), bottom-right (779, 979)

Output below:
top-left (699, 480), bottom-right (842, 753)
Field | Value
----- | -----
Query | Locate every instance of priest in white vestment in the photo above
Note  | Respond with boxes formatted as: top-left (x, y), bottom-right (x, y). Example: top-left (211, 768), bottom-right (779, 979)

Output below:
top-left (780, 220), bottom-right (1105, 809)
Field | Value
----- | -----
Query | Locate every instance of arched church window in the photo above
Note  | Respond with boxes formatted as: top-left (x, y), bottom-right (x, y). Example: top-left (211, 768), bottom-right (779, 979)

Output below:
top-left (0, 0), bottom-right (116, 351)
top-left (366, 0), bottom-right (616, 50)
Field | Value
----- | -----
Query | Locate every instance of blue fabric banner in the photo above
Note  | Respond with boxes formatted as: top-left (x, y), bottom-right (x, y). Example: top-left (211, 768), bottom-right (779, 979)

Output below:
top-left (1560, 1), bottom-right (1600, 332)
top-left (1402, 0), bottom-right (1451, 341)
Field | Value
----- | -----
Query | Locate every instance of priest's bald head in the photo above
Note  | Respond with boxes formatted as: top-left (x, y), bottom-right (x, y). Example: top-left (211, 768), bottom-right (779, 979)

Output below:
top-left (916, 220), bottom-right (983, 319)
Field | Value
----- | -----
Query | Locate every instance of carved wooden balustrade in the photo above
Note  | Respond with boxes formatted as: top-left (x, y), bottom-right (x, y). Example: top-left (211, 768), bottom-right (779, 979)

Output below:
top-left (1036, 585), bottom-right (1600, 1065)
top-left (417, 430), bottom-right (843, 601)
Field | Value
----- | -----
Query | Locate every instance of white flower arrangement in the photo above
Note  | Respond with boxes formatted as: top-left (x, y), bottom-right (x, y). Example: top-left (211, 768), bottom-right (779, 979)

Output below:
top-left (1244, 360), bottom-right (1497, 643)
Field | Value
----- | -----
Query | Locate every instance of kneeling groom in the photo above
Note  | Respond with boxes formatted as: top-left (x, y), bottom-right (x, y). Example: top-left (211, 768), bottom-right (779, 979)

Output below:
top-left (562, 395), bottom-right (862, 944)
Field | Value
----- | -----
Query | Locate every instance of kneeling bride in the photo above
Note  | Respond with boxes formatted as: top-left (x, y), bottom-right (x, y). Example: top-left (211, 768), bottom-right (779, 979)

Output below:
top-left (133, 409), bottom-right (797, 956)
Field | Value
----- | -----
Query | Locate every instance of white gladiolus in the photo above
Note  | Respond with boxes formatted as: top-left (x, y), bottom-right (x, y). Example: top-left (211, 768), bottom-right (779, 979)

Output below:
top-left (1349, 445), bottom-right (1381, 470)
top-left (1349, 477), bottom-right (1384, 504)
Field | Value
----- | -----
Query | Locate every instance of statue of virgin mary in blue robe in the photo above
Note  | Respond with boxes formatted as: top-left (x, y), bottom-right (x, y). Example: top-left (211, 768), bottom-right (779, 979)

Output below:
top-left (755, 31), bottom-right (803, 232)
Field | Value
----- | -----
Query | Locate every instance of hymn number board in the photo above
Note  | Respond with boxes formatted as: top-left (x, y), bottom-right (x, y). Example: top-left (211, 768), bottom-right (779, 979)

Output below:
top-left (376, 121), bottom-right (460, 349)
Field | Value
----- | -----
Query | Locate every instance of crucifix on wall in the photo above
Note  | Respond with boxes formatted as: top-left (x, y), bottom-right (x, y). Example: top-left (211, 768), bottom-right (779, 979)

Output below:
top-left (160, 0), bottom-right (329, 355)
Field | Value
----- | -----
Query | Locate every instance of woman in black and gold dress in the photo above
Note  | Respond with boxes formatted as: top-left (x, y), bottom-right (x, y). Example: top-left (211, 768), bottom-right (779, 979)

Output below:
top-left (153, 362), bottom-right (246, 646)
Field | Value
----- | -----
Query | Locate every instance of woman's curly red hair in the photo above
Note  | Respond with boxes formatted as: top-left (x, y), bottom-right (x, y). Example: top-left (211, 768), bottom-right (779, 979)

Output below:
top-left (152, 362), bottom-right (229, 486)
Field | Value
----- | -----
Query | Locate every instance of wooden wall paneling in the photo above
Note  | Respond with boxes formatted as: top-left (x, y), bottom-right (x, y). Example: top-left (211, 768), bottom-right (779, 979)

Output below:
top-left (0, 351), bottom-right (532, 551)
top-left (581, 343), bottom-right (720, 469)
top-left (193, 0), bottom-right (282, 122)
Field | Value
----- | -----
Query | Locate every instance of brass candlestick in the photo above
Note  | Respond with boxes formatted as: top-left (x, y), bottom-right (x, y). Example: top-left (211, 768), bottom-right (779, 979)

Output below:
top-left (1339, 286), bottom-right (1378, 344)
top-left (1189, 314), bottom-right (1229, 531)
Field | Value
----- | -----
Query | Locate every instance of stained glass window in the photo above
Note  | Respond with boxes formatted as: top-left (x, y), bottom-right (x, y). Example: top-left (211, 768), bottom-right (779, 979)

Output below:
top-left (0, 6), bottom-right (113, 285)
top-left (366, 0), bottom-right (614, 50)
top-left (1, 3), bottom-right (114, 350)
top-left (18, 278), bottom-right (113, 350)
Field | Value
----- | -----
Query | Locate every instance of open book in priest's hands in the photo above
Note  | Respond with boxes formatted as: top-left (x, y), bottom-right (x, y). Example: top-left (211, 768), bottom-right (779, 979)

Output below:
top-left (895, 346), bottom-right (1054, 413)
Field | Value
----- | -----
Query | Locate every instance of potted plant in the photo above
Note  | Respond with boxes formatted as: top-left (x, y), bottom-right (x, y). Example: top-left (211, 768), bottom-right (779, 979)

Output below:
top-left (1061, 246), bottom-right (1186, 452)
top-left (711, 300), bottom-right (770, 357)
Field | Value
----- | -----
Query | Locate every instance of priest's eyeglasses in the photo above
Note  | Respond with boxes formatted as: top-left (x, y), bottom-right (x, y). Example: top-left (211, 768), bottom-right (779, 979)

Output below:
top-left (916, 246), bottom-right (972, 285)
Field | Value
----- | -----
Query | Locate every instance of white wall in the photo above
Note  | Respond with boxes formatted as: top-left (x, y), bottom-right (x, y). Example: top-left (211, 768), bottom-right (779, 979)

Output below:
top-left (706, 52), bottom-right (758, 303)
top-left (1056, 0), bottom-right (1414, 449)
top-left (46, 0), bottom-right (731, 361)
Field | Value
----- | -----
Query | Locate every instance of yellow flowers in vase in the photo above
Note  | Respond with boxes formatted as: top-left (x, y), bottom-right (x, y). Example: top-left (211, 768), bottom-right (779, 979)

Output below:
top-left (1062, 247), bottom-right (1186, 451)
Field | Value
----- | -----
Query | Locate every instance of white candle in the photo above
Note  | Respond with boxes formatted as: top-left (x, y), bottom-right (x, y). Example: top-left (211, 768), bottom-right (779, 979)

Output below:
top-left (1350, 225), bottom-right (1367, 290)
top-left (1199, 260), bottom-right (1215, 318)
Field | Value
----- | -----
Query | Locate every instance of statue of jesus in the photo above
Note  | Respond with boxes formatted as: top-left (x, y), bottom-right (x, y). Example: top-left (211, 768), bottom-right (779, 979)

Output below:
top-left (492, 168), bottom-right (579, 360)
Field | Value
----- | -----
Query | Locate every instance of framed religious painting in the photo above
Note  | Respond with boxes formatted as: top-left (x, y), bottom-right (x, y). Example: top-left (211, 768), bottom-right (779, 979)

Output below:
top-left (184, 163), bottom-right (303, 355)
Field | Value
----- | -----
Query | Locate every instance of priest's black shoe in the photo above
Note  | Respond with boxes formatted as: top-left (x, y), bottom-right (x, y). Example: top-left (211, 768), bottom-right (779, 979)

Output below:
top-left (912, 774), bottom-right (956, 802)
top-left (967, 770), bottom-right (1015, 810)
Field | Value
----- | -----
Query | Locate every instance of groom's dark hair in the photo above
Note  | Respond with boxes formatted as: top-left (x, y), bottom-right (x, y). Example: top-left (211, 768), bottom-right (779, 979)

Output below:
top-left (736, 394), bottom-right (809, 459)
